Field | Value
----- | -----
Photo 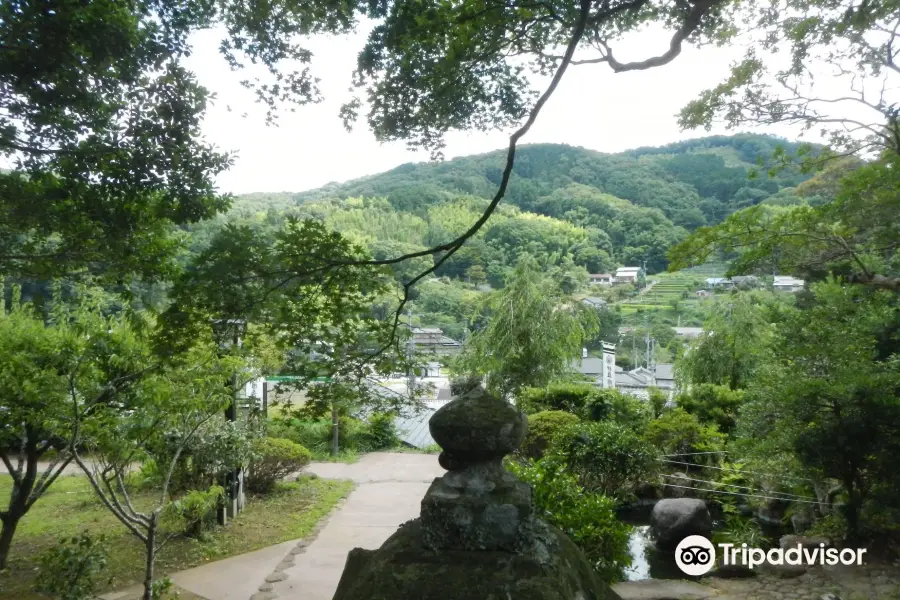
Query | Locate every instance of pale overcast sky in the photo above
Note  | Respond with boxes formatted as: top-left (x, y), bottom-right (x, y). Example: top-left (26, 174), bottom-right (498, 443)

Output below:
top-left (184, 22), bottom-right (830, 196)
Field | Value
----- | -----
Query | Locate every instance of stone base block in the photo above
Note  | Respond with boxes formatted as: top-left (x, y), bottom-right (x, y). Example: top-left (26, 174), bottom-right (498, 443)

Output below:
top-left (420, 478), bottom-right (534, 551)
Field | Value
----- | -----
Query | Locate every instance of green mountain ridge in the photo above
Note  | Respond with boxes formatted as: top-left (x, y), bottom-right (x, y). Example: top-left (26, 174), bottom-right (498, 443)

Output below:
top-left (229, 134), bottom-right (814, 275)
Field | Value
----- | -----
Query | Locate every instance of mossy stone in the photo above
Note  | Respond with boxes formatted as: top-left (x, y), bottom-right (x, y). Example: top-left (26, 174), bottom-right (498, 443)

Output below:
top-left (429, 390), bottom-right (527, 465)
top-left (332, 518), bottom-right (622, 600)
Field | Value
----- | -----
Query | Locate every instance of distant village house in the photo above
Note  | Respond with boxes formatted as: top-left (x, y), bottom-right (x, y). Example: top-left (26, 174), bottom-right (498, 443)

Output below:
top-left (573, 343), bottom-right (676, 400)
top-left (613, 266), bottom-right (644, 285)
top-left (705, 277), bottom-right (734, 289)
top-left (582, 296), bottom-right (608, 309)
top-left (772, 275), bottom-right (805, 292)
top-left (588, 273), bottom-right (613, 286)
top-left (410, 327), bottom-right (462, 357)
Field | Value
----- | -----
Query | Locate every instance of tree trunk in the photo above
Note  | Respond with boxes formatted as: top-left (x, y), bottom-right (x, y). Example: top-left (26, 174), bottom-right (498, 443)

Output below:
top-left (142, 516), bottom-right (157, 600)
top-left (0, 433), bottom-right (40, 570)
top-left (331, 403), bottom-right (339, 457)
top-left (0, 514), bottom-right (21, 570)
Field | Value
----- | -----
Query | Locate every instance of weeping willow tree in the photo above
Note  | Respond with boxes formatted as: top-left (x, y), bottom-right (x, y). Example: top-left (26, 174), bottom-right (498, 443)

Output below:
top-left (454, 256), bottom-right (598, 401)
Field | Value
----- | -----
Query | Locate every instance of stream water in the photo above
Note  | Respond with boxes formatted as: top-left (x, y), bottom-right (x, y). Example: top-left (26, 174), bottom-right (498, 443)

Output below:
top-left (618, 504), bottom-right (789, 581)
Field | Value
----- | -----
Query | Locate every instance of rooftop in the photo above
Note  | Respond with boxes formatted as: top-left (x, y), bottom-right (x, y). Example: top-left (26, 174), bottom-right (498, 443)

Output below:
top-left (582, 296), bottom-right (608, 306)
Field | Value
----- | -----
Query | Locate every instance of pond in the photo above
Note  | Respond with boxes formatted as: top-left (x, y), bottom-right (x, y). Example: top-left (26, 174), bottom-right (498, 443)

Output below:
top-left (618, 503), bottom-right (789, 581)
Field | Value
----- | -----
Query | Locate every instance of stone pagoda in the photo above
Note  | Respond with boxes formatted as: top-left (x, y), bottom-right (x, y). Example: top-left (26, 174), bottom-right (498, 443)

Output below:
top-left (331, 378), bottom-right (621, 600)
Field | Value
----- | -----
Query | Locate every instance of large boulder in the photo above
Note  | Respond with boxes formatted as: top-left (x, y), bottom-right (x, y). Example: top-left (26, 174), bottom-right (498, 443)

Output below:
top-left (333, 518), bottom-right (621, 600)
top-left (649, 498), bottom-right (712, 550)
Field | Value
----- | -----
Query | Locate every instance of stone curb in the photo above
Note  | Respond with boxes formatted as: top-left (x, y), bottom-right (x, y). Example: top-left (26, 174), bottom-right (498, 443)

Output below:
top-left (249, 486), bottom-right (356, 600)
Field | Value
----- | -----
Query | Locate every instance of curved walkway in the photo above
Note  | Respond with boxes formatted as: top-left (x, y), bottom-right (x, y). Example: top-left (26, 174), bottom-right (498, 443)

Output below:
top-left (115, 453), bottom-right (442, 600)
top-left (265, 452), bottom-right (443, 600)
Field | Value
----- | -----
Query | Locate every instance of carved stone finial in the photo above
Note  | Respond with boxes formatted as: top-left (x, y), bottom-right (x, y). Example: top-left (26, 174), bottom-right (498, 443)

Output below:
top-left (420, 384), bottom-right (533, 552)
top-left (429, 384), bottom-right (526, 472)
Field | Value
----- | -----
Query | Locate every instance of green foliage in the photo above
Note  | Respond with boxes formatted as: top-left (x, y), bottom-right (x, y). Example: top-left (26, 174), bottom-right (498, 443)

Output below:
top-left (506, 458), bottom-right (632, 583)
top-left (549, 421), bottom-right (658, 499)
top-left (247, 438), bottom-right (313, 494)
top-left (455, 257), bottom-right (598, 400)
top-left (678, 0), bottom-right (896, 161)
top-left (268, 415), bottom-right (401, 457)
top-left (807, 513), bottom-right (849, 543)
top-left (712, 516), bottom-right (766, 548)
top-left (0, 284), bottom-right (154, 569)
top-left (521, 411), bottom-right (581, 460)
top-left (677, 384), bottom-right (745, 435)
top-left (146, 417), bottom-right (259, 496)
top-left (164, 486), bottom-right (225, 538)
top-left (643, 408), bottom-right (726, 464)
top-left (517, 382), bottom-right (598, 416)
top-left (646, 388), bottom-right (668, 419)
top-left (360, 413), bottom-right (400, 451)
top-left (35, 533), bottom-right (110, 600)
top-left (737, 280), bottom-right (900, 536)
top-left (587, 388), bottom-right (652, 431)
top-left (670, 153), bottom-right (900, 292)
top-left (676, 292), bottom-right (777, 390)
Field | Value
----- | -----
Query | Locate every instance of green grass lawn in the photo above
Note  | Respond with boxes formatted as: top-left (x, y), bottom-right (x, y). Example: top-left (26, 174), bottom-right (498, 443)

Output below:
top-left (0, 474), bottom-right (354, 600)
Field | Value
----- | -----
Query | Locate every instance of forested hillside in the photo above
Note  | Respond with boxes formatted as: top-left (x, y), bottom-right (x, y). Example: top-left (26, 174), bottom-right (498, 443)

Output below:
top-left (228, 134), bottom-right (813, 273)
top-left (178, 134), bottom-right (814, 342)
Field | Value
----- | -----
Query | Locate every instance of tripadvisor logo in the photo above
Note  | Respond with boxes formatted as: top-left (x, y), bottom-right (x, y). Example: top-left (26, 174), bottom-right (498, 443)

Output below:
top-left (675, 535), bottom-right (868, 576)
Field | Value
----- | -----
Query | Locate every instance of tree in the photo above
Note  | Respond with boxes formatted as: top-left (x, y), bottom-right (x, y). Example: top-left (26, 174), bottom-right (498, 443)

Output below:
top-left (679, 1), bottom-right (900, 160)
top-left (0, 285), bottom-right (149, 569)
top-left (466, 264), bottom-right (487, 286)
top-left (455, 257), bottom-right (598, 401)
top-left (671, 2), bottom-right (900, 293)
top-left (670, 153), bottom-right (900, 292)
top-left (676, 292), bottom-right (777, 390)
top-left (0, 0), bottom-right (346, 282)
top-left (159, 218), bottom-right (421, 452)
top-left (737, 280), bottom-right (900, 537)
top-left (71, 338), bottom-right (238, 600)
top-left (644, 408), bottom-right (726, 465)
top-left (677, 383), bottom-right (745, 435)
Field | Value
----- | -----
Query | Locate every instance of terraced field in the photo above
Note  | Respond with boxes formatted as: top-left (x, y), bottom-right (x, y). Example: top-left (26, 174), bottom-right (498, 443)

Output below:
top-left (617, 264), bottom-right (726, 321)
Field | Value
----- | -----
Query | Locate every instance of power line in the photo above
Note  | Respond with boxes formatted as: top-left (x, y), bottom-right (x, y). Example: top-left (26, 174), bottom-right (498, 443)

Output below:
top-left (660, 459), bottom-right (816, 484)
top-left (660, 473), bottom-right (818, 502)
top-left (658, 483), bottom-right (826, 505)
top-left (662, 451), bottom-right (728, 457)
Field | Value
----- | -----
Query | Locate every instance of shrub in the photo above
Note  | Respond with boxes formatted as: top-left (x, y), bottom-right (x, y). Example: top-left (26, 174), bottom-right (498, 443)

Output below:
top-left (361, 413), bottom-right (400, 450)
top-left (144, 417), bottom-right (258, 495)
top-left (586, 388), bottom-right (651, 430)
top-left (713, 516), bottom-right (767, 547)
top-left (164, 485), bottom-right (225, 537)
top-left (517, 383), bottom-right (597, 416)
top-left (550, 421), bottom-right (658, 499)
top-left (521, 410), bottom-right (580, 459)
top-left (507, 458), bottom-right (632, 582)
top-left (808, 512), bottom-right (849, 542)
top-left (35, 533), bottom-right (110, 600)
top-left (247, 437), bottom-right (312, 493)
top-left (677, 384), bottom-right (745, 434)
top-left (267, 415), bottom-right (401, 456)
top-left (643, 407), bottom-right (725, 464)
top-left (647, 387), bottom-right (669, 419)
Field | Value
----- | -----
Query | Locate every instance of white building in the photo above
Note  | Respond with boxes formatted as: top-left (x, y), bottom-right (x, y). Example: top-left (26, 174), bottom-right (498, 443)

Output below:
top-left (614, 266), bottom-right (643, 285)
top-left (674, 327), bottom-right (704, 340)
top-left (588, 273), bottom-right (613, 285)
top-left (773, 275), bottom-right (805, 292)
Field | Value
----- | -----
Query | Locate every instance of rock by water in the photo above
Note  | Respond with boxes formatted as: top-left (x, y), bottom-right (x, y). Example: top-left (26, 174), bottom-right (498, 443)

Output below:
top-left (649, 498), bottom-right (712, 550)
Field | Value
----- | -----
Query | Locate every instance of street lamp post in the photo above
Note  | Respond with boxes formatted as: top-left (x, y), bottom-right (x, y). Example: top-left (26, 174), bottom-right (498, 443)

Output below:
top-left (211, 318), bottom-right (248, 524)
